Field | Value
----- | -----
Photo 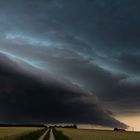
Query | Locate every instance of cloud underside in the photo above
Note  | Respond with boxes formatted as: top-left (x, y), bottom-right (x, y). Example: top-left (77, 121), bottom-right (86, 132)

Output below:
top-left (0, 0), bottom-right (140, 128)
top-left (0, 53), bottom-right (127, 128)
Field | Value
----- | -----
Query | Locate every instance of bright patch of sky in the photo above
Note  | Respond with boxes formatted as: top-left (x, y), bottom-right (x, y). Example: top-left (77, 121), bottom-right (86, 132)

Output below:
top-left (5, 32), bottom-right (52, 47)
top-left (0, 49), bottom-right (44, 70)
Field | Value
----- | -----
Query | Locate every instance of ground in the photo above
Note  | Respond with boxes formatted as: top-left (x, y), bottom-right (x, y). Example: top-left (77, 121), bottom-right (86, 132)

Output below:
top-left (56, 128), bottom-right (140, 140)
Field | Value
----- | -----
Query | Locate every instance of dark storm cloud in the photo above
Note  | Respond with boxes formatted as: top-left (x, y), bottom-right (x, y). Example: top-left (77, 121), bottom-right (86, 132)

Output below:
top-left (43, 53), bottom-right (140, 114)
top-left (0, 0), bottom-right (140, 54)
top-left (0, 0), bottom-right (140, 126)
top-left (0, 0), bottom-right (139, 68)
top-left (116, 53), bottom-right (140, 74)
top-left (0, 53), bottom-right (127, 128)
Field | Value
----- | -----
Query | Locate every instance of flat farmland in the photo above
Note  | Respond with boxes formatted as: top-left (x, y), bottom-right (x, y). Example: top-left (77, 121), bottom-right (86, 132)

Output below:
top-left (0, 127), bottom-right (44, 140)
top-left (56, 128), bottom-right (140, 140)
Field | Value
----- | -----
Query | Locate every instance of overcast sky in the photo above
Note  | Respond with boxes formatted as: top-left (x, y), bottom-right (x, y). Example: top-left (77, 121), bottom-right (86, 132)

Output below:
top-left (0, 0), bottom-right (140, 129)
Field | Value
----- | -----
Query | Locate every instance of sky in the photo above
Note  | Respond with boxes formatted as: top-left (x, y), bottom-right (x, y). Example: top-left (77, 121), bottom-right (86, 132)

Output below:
top-left (0, 0), bottom-right (140, 130)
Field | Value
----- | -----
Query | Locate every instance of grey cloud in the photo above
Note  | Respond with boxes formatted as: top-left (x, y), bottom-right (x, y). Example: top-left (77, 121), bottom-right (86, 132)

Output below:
top-left (0, 0), bottom-right (139, 126)
top-left (42, 54), bottom-right (140, 114)
top-left (0, 52), bottom-right (127, 128)
top-left (117, 53), bottom-right (140, 74)
top-left (0, 0), bottom-right (140, 53)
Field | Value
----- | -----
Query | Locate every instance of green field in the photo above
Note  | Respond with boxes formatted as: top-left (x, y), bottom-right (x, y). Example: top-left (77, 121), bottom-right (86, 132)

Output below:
top-left (53, 128), bottom-right (69, 140)
top-left (0, 127), bottom-right (45, 140)
top-left (56, 128), bottom-right (140, 140)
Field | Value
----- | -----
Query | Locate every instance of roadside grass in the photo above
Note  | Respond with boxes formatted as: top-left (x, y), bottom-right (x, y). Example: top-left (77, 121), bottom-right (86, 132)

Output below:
top-left (43, 128), bottom-right (50, 140)
top-left (0, 127), bottom-right (45, 140)
top-left (14, 128), bottom-right (47, 140)
top-left (57, 128), bottom-right (140, 140)
top-left (53, 128), bottom-right (69, 140)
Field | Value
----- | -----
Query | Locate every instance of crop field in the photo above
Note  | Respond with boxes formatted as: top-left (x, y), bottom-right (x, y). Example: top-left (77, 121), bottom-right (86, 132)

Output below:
top-left (56, 128), bottom-right (140, 140)
top-left (0, 127), bottom-right (45, 140)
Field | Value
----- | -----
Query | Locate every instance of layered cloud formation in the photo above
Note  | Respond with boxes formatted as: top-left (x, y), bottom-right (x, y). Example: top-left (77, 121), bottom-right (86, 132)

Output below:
top-left (0, 0), bottom-right (139, 128)
top-left (0, 52), bottom-right (127, 128)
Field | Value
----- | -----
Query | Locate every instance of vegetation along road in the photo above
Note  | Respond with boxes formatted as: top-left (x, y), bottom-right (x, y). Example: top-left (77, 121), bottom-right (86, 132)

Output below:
top-left (0, 126), bottom-right (140, 140)
top-left (56, 128), bottom-right (140, 140)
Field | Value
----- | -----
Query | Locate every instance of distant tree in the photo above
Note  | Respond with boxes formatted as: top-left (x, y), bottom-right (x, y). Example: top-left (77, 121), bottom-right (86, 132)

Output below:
top-left (114, 128), bottom-right (118, 131)
top-left (114, 128), bottom-right (125, 131)
top-left (73, 124), bottom-right (77, 128)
